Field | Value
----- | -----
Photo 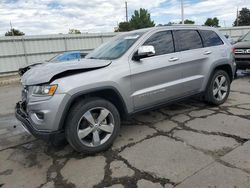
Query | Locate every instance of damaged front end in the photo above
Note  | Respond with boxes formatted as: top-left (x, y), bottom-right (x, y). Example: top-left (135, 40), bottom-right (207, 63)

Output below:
top-left (21, 59), bottom-right (111, 85)
top-left (18, 62), bottom-right (43, 76)
top-left (15, 58), bottom-right (112, 143)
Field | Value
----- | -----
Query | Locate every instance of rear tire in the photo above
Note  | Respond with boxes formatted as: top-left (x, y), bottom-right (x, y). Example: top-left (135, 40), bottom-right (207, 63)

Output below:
top-left (65, 98), bottom-right (120, 154)
top-left (205, 70), bottom-right (230, 105)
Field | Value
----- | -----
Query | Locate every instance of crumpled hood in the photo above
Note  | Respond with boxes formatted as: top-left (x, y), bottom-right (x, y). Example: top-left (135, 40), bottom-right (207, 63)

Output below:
top-left (21, 59), bottom-right (111, 85)
top-left (234, 41), bottom-right (250, 48)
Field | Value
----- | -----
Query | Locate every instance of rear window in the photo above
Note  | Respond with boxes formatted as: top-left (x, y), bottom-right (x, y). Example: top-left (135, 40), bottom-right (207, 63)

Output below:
top-left (199, 30), bottom-right (224, 47)
top-left (173, 30), bottom-right (203, 51)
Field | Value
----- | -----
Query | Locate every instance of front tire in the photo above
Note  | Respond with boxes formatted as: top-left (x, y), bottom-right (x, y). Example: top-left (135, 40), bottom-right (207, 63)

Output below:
top-left (205, 70), bottom-right (230, 105)
top-left (65, 98), bottom-right (120, 154)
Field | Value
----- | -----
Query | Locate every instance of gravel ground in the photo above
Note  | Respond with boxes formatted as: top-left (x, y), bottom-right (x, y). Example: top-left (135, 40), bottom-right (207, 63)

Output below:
top-left (0, 72), bottom-right (250, 188)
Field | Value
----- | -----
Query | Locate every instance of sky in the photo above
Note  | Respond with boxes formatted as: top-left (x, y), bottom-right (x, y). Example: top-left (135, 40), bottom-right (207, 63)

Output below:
top-left (0, 0), bottom-right (249, 35)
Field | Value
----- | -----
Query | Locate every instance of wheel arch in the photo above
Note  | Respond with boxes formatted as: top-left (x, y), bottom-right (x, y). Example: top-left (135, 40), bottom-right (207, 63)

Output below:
top-left (213, 64), bottom-right (233, 82)
top-left (203, 63), bottom-right (233, 96)
top-left (58, 87), bottom-right (128, 130)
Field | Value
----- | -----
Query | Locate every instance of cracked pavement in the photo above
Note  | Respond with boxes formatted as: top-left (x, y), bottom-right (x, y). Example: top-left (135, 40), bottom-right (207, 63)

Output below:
top-left (0, 72), bottom-right (250, 188)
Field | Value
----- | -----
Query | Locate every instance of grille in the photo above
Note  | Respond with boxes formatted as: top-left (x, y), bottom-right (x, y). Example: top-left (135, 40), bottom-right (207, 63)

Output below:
top-left (235, 49), bottom-right (250, 54)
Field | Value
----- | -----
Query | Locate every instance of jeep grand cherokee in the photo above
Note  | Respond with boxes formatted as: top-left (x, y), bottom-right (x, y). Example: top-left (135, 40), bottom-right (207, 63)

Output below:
top-left (16, 26), bottom-right (236, 154)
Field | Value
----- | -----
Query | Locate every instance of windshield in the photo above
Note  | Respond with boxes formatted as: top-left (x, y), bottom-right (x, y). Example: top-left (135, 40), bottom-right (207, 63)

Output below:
top-left (86, 32), bottom-right (145, 60)
top-left (239, 32), bottom-right (250, 42)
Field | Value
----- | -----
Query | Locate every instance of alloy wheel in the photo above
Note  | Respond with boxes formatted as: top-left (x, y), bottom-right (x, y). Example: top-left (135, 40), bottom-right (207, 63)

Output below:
top-left (77, 107), bottom-right (115, 147)
top-left (213, 75), bottom-right (228, 101)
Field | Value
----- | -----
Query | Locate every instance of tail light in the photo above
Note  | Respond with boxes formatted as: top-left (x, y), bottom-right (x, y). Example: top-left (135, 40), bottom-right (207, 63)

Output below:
top-left (231, 47), bottom-right (235, 64)
top-left (232, 47), bottom-right (236, 54)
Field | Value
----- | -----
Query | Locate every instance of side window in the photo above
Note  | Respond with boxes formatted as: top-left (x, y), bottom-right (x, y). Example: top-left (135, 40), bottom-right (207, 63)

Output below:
top-left (173, 30), bottom-right (203, 51)
top-left (199, 30), bottom-right (224, 47)
top-left (143, 31), bottom-right (174, 56)
top-left (66, 54), bottom-right (77, 61)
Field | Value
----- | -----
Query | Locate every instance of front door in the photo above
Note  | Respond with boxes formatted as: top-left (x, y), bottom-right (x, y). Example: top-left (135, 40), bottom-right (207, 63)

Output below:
top-left (129, 30), bottom-right (183, 110)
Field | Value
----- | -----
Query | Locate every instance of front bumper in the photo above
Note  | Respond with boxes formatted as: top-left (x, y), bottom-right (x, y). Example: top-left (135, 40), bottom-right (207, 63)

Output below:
top-left (15, 101), bottom-right (64, 142)
top-left (235, 54), bottom-right (250, 69)
top-left (235, 60), bottom-right (250, 69)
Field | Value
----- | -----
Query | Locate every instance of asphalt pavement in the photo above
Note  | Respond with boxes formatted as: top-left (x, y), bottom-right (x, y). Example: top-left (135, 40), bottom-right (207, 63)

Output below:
top-left (0, 72), bottom-right (250, 188)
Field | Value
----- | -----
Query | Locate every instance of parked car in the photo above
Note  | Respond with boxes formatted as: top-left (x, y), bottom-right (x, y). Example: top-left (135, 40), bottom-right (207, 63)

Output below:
top-left (234, 31), bottom-right (250, 70)
top-left (18, 51), bottom-right (88, 76)
top-left (49, 51), bottom-right (87, 62)
top-left (16, 26), bottom-right (236, 154)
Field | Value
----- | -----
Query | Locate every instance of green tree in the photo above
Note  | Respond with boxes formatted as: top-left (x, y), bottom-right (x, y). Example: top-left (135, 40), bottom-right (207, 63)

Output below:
top-left (234, 8), bottom-right (250, 26)
top-left (115, 22), bottom-right (132, 32)
top-left (68, 29), bottom-right (81, 34)
top-left (165, 22), bottom-right (177, 25)
top-left (5, 28), bottom-right (25, 36)
top-left (179, 19), bottom-right (195, 24)
top-left (204, 17), bottom-right (220, 27)
top-left (130, 8), bottom-right (155, 29)
top-left (116, 8), bottom-right (155, 31)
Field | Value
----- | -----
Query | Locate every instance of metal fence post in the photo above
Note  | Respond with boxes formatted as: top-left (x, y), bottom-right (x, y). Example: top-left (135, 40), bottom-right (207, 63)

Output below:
top-left (21, 37), bottom-right (29, 65)
top-left (100, 35), bottom-right (104, 44)
top-left (64, 37), bottom-right (68, 51)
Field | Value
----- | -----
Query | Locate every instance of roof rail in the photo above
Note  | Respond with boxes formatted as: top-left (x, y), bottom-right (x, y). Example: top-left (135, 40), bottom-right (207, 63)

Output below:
top-left (171, 24), bottom-right (204, 27)
top-left (156, 24), bottom-right (211, 27)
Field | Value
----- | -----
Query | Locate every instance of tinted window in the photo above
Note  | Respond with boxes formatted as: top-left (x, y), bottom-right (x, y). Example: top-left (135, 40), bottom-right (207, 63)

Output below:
top-left (143, 31), bottom-right (174, 56)
top-left (173, 30), bottom-right (203, 51)
top-left (199, 30), bottom-right (224, 47)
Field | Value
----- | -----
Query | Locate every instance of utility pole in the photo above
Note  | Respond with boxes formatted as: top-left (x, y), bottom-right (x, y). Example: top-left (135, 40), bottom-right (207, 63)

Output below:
top-left (125, 1), bottom-right (128, 22)
top-left (181, 0), bottom-right (184, 24)
top-left (236, 7), bottom-right (239, 26)
top-left (10, 21), bottom-right (14, 36)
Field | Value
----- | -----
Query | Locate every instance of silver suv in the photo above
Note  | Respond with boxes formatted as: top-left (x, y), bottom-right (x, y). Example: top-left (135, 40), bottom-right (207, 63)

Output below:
top-left (16, 26), bottom-right (236, 154)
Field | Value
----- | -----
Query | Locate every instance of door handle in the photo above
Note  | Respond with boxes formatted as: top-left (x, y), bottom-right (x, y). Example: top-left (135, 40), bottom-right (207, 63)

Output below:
top-left (168, 57), bottom-right (179, 62)
top-left (204, 51), bottom-right (212, 55)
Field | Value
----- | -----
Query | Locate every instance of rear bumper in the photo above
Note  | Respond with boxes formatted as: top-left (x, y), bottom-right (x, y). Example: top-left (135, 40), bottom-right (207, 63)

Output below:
top-left (15, 101), bottom-right (65, 142)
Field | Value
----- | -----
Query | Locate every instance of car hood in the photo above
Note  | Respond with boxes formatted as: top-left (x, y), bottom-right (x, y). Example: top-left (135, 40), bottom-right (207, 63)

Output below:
top-left (21, 59), bottom-right (111, 85)
top-left (234, 41), bottom-right (250, 48)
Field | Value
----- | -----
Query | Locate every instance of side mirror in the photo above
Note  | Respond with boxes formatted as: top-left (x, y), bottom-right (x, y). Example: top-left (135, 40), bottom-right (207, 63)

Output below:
top-left (133, 45), bottom-right (155, 61)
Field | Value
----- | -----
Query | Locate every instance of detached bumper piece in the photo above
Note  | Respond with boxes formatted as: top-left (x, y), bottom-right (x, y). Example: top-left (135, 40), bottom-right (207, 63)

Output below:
top-left (15, 101), bottom-right (65, 144)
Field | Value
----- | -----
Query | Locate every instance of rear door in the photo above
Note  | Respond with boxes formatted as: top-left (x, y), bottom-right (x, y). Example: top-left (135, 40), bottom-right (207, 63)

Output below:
top-left (198, 29), bottom-right (225, 89)
top-left (172, 29), bottom-right (210, 94)
top-left (129, 30), bottom-right (183, 110)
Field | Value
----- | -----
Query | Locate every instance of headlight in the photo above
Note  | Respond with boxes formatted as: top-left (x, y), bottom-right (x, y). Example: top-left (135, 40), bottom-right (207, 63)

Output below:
top-left (32, 85), bottom-right (58, 96)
